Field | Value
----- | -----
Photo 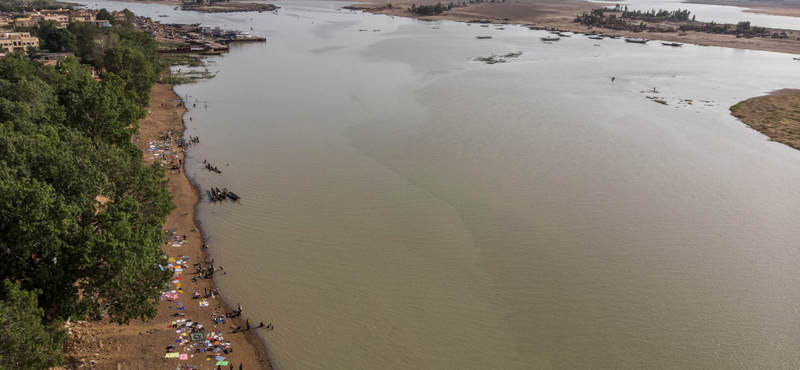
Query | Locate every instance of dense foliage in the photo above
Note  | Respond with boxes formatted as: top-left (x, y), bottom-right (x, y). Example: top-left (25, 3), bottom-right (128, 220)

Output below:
top-left (0, 280), bottom-right (69, 369)
top-left (29, 9), bottom-right (161, 104)
top-left (0, 13), bottom-right (174, 369)
top-left (409, 3), bottom-right (455, 15)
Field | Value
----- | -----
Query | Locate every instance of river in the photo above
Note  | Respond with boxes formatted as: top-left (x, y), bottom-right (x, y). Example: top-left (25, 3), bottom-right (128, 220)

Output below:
top-left (76, 1), bottom-right (800, 369)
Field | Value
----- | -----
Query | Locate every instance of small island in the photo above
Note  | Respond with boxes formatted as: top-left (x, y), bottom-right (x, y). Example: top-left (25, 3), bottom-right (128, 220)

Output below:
top-left (181, 1), bottom-right (278, 13)
top-left (731, 89), bottom-right (800, 150)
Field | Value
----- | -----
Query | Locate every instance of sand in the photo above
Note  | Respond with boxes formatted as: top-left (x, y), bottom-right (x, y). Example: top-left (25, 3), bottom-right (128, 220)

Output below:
top-left (730, 89), bottom-right (800, 150)
top-left (58, 83), bottom-right (271, 370)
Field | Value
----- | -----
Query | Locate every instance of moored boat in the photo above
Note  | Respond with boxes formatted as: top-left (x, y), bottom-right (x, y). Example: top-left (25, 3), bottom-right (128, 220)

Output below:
top-left (540, 36), bottom-right (560, 41)
top-left (625, 38), bottom-right (649, 44)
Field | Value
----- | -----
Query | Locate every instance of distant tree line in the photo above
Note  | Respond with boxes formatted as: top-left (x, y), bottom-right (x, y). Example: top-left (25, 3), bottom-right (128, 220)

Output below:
top-left (410, 3), bottom-right (447, 15)
top-left (0, 0), bottom-right (72, 13)
top-left (0, 9), bottom-right (174, 369)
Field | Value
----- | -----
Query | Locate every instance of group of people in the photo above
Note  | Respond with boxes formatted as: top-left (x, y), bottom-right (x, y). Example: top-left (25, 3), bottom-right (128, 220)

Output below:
top-left (192, 262), bottom-right (218, 281)
top-left (230, 319), bottom-right (273, 333)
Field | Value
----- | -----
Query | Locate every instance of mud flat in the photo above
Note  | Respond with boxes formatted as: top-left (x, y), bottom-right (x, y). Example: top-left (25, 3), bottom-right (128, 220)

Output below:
top-left (181, 2), bottom-right (278, 13)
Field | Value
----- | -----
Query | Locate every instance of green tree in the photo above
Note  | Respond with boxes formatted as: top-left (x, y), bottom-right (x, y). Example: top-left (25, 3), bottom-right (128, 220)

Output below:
top-left (44, 28), bottom-right (77, 53)
top-left (95, 8), bottom-right (114, 25)
top-left (25, 46), bottom-right (43, 61)
top-left (104, 45), bottom-right (157, 106)
top-left (0, 57), bottom-right (175, 325)
top-left (57, 58), bottom-right (144, 148)
top-left (737, 21), bottom-right (751, 31)
top-left (0, 280), bottom-right (69, 370)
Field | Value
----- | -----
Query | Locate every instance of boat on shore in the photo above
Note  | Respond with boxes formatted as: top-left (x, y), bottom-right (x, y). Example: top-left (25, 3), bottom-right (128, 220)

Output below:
top-left (661, 42), bottom-right (682, 47)
top-left (625, 38), bottom-right (649, 44)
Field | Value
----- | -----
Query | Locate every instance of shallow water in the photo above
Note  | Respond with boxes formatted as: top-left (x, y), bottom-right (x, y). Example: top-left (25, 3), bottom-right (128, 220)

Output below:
top-left (78, 1), bottom-right (800, 369)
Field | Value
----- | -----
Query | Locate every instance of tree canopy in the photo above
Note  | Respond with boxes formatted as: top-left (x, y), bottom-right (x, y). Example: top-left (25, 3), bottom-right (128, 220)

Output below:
top-left (0, 280), bottom-right (69, 370)
top-left (0, 11), bottom-right (175, 368)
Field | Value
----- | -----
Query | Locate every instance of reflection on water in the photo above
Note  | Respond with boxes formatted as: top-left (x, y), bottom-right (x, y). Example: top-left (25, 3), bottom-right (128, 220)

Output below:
top-left (76, 1), bottom-right (800, 369)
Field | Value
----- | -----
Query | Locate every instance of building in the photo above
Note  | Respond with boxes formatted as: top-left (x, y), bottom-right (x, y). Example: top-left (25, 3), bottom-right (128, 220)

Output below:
top-left (0, 32), bottom-right (40, 51)
top-left (69, 10), bottom-right (96, 22)
top-left (86, 19), bottom-right (111, 27)
top-left (13, 17), bottom-right (36, 28)
top-left (43, 14), bottom-right (69, 27)
top-left (39, 52), bottom-right (74, 66)
top-left (111, 11), bottom-right (127, 22)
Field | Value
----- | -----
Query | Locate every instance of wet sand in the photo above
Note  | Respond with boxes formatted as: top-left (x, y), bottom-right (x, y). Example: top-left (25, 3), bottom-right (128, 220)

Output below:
top-left (59, 83), bottom-right (271, 370)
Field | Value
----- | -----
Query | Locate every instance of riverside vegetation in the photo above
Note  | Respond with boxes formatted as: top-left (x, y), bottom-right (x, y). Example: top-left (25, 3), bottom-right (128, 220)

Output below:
top-left (0, 9), bottom-right (174, 370)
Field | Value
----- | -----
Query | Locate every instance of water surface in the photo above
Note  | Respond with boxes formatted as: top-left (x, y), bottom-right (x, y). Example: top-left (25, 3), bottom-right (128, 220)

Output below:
top-left (76, 1), bottom-right (800, 369)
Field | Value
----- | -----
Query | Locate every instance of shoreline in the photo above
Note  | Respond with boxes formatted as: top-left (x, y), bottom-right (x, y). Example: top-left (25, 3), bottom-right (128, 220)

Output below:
top-left (60, 83), bottom-right (272, 370)
top-left (178, 89), bottom-right (278, 370)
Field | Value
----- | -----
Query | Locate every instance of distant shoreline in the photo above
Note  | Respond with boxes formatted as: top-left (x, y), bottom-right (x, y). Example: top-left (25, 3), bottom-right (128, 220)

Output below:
top-left (686, 0), bottom-right (800, 18)
top-left (344, 0), bottom-right (800, 55)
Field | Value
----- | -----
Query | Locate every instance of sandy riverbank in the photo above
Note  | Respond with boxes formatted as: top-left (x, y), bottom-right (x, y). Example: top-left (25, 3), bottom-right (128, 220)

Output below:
top-left (730, 89), bottom-right (800, 150)
top-left (58, 83), bottom-right (271, 370)
top-left (347, 0), bottom-right (800, 55)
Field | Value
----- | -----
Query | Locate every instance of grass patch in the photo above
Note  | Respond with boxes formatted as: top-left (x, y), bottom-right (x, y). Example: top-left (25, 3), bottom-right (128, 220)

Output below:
top-left (474, 51), bottom-right (523, 64)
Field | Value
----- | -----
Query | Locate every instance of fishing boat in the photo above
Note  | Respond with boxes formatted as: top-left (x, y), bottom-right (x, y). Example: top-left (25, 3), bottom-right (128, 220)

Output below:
top-left (625, 38), bottom-right (649, 44)
top-left (476, 36), bottom-right (492, 39)
top-left (556, 32), bottom-right (571, 37)
top-left (661, 42), bottom-right (682, 47)
top-left (540, 36), bottom-right (560, 42)
top-left (206, 163), bottom-right (222, 173)
top-left (215, 187), bottom-right (227, 200)
top-left (588, 36), bottom-right (604, 40)
top-left (224, 188), bottom-right (241, 200)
